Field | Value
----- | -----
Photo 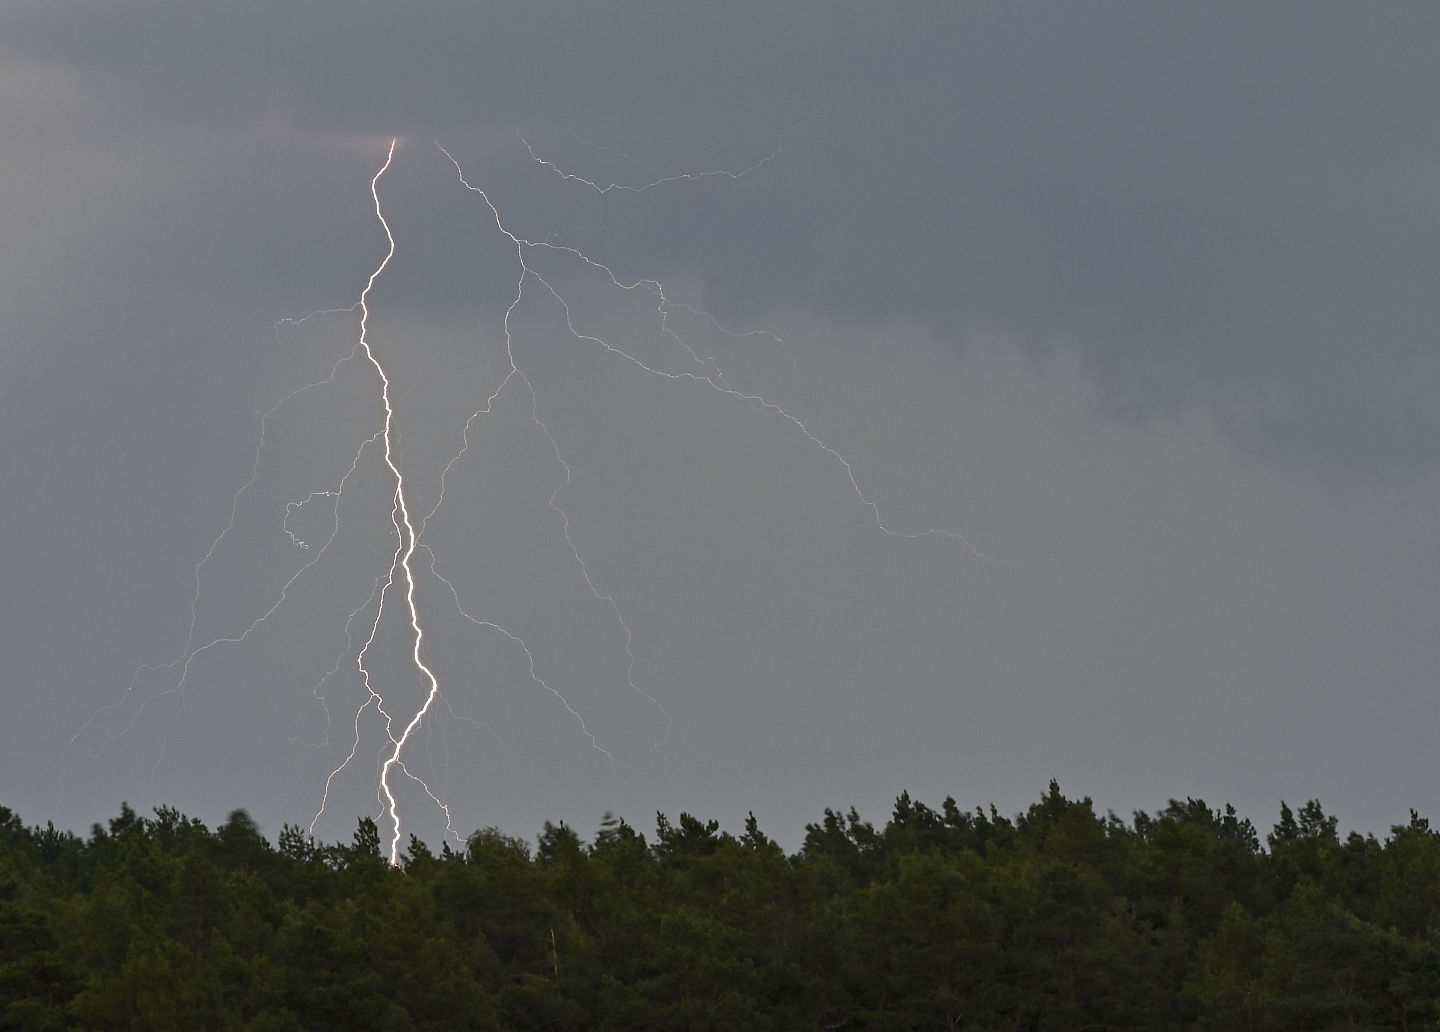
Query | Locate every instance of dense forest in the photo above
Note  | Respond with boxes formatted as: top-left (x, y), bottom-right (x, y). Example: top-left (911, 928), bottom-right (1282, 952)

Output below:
top-left (4, 784), bottom-right (1440, 1030)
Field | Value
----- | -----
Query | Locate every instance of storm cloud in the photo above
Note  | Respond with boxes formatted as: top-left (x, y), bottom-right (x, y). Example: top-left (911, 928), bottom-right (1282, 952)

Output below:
top-left (2, 3), bottom-right (1437, 847)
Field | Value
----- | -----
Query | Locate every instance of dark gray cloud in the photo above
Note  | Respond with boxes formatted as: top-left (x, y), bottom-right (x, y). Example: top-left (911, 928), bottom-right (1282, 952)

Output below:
top-left (6, 2), bottom-right (1439, 471)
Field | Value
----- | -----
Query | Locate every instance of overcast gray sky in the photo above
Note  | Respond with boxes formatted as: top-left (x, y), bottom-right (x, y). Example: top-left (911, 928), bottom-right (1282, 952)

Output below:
top-left (3, 2), bottom-right (1438, 851)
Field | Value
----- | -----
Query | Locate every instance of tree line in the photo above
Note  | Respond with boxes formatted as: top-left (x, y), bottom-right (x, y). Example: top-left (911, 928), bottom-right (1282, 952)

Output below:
top-left (4, 782), bottom-right (1440, 1030)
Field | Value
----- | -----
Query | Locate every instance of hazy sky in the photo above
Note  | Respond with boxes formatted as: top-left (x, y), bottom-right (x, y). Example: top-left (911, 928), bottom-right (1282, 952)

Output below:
top-left (3, 2), bottom-right (1438, 851)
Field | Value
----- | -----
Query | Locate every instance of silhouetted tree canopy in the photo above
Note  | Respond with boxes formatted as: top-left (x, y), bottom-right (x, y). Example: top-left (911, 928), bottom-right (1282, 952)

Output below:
top-left (2, 783), bottom-right (1438, 1029)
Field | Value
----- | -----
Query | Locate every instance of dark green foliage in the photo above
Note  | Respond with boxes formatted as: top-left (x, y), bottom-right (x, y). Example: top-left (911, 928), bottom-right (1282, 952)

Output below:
top-left (1, 788), bottom-right (1437, 1029)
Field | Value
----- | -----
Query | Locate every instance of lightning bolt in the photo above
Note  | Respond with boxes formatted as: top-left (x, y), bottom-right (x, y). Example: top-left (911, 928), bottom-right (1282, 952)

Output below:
top-left (70, 127), bottom-right (1022, 867)
top-left (343, 139), bottom-right (458, 862)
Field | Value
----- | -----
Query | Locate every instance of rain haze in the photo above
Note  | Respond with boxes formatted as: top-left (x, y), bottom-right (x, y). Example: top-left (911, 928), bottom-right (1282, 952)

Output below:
top-left (2, 2), bottom-right (1438, 851)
